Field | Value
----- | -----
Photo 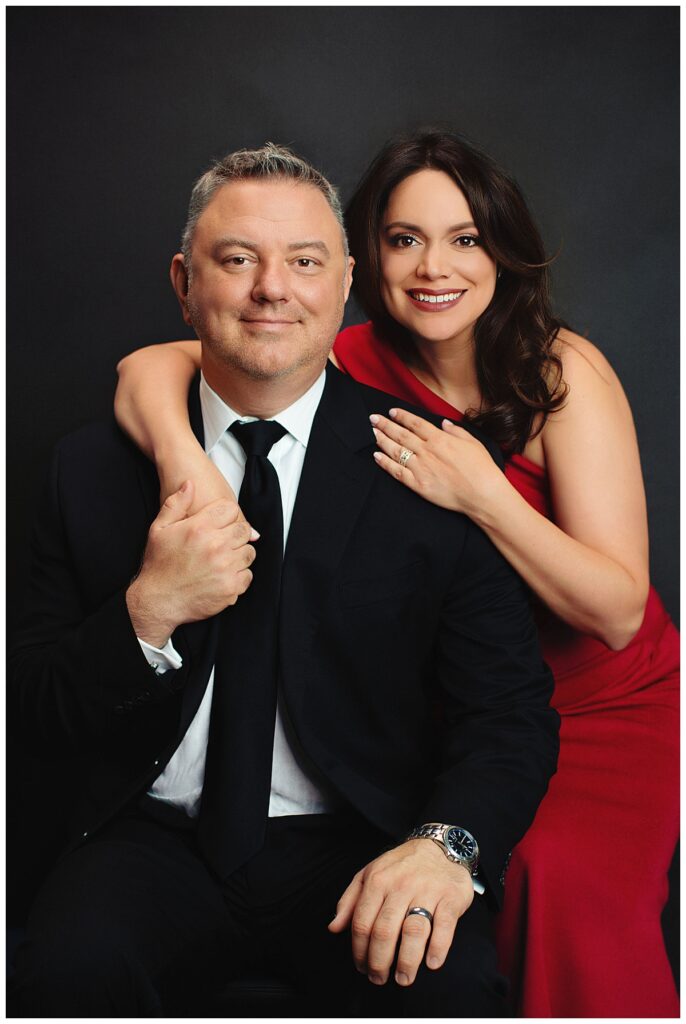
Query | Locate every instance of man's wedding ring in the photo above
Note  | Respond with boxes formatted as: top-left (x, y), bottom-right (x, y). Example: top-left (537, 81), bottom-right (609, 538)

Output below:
top-left (399, 448), bottom-right (414, 468)
top-left (406, 906), bottom-right (433, 926)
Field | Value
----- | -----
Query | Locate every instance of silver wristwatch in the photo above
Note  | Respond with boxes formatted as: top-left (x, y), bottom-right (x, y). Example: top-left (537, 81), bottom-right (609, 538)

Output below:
top-left (407, 823), bottom-right (485, 894)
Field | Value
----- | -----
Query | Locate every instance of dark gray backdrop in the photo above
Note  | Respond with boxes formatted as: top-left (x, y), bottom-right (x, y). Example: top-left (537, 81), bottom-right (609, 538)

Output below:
top-left (7, 3), bottom-right (679, 960)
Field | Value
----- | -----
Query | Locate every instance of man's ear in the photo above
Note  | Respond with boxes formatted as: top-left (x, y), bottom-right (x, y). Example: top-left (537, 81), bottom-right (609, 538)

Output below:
top-left (170, 254), bottom-right (193, 325)
top-left (343, 256), bottom-right (355, 303)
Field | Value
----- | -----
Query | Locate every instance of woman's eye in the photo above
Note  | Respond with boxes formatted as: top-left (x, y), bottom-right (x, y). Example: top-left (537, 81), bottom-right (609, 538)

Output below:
top-left (455, 235), bottom-right (480, 249)
top-left (390, 234), bottom-right (419, 249)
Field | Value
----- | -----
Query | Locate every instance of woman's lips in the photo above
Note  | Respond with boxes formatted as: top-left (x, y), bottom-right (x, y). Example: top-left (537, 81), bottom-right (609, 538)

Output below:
top-left (406, 289), bottom-right (466, 311)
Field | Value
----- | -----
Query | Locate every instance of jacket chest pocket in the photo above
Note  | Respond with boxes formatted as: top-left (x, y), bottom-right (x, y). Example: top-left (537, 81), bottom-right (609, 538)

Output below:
top-left (338, 560), bottom-right (424, 609)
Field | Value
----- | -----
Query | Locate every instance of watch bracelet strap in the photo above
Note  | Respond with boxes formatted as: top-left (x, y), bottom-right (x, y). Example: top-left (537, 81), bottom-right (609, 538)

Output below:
top-left (407, 827), bottom-right (485, 895)
top-left (406, 823), bottom-right (480, 876)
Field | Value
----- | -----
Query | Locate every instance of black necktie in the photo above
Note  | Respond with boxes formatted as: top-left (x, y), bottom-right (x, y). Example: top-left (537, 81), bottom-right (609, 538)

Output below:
top-left (197, 418), bottom-right (288, 879)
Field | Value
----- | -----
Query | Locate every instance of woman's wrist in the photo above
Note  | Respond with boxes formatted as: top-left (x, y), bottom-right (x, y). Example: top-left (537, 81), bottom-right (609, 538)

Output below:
top-left (153, 434), bottom-right (205, 473)
top-left (464, 467), bottom-right (516, 531)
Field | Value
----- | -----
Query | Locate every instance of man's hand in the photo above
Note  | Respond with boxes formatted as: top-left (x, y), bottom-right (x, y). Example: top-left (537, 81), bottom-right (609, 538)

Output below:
top-left (328, 838), bottom-right (474, 987)
top-left (126, 480), bottom-right (257, 647)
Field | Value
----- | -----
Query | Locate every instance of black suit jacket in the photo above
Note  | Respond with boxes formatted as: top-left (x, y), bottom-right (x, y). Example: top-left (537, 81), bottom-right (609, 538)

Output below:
top-left (10, 365), bottom-right (559, 904)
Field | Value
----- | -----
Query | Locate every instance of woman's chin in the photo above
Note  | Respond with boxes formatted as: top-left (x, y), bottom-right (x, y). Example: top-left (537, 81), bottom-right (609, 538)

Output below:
top-left (407, 319), bottom-right (472, 347)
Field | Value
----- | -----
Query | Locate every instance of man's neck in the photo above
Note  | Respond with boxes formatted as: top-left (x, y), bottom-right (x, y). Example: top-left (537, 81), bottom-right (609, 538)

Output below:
top-left (201, 359), bottom-right (328, 419)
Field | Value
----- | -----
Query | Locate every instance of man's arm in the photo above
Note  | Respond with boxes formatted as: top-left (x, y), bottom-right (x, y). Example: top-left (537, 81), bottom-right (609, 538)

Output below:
top-left (9, 440), bottom-right (255, 754)
top-left (330, 515), bottom-right (559, 986)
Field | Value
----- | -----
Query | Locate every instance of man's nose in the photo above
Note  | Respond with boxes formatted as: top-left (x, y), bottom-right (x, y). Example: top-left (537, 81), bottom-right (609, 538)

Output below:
top-left (251, 260), bottom-right (292, 303)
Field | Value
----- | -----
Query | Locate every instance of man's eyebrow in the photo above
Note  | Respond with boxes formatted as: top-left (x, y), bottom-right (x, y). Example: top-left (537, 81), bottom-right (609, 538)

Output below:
top-left (211, 237), bottom-right (332, 257)
top-left (384, 221), bottom-right (477, 233)
top-left (213, 236), bottom-right (259, 252)
top-left (287, 240), bottom-right (331, 257)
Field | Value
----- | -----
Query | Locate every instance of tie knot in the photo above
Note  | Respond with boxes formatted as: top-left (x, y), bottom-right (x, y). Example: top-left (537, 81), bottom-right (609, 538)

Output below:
top-left (229, 419), bottom-right (288, 459)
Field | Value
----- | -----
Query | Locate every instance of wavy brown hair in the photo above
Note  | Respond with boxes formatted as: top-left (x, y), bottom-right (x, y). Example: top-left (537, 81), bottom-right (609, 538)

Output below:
top-left (345, 129), bottom-right (568, 453)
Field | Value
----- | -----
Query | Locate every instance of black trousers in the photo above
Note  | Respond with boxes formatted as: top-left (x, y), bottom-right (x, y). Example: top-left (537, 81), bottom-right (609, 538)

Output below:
top-left (10, 807), bottom-right (509, 1017)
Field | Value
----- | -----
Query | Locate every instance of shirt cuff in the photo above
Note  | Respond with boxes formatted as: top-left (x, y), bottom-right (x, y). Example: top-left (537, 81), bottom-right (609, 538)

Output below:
top-left (138, 637), bottom-right (183, 675)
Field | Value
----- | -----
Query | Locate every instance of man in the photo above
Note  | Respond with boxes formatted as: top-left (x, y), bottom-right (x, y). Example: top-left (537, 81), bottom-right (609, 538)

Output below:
top-left (10, 144), bottom-right (558, 1016)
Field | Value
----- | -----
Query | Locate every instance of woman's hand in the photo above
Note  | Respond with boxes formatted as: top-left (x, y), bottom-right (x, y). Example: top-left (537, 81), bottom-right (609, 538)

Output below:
top-left (370, 408), bottom-right (505, 519)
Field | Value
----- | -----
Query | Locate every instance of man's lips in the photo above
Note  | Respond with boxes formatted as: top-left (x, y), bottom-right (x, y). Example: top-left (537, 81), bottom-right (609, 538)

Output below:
top-left (406, 289), bottom-right (466, 311)
top-left (240, 317), bottom-right (299, 327)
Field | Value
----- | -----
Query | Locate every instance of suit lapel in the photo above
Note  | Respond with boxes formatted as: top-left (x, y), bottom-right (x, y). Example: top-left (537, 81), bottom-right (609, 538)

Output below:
top-left (280, 366), bottom-right (377, 712)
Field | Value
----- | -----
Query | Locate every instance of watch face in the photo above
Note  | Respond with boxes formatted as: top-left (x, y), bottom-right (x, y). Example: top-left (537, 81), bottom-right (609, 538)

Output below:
top-left (445, 827), bottom-right (477, 863)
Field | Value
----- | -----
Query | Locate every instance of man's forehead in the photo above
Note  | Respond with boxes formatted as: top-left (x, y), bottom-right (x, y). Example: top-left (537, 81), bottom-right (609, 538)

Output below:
top-left (198, 179), bottom-right (340, 238)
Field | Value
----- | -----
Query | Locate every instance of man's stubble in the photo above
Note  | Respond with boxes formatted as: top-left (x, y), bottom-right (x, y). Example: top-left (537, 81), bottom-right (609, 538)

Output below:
top-left (186, 292), bottom-right (346, 384)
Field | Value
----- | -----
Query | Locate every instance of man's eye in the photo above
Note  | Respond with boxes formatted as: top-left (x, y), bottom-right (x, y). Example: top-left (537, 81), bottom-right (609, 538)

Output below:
top-left (223, 256), bottom-right (249, 266)
top-left (455, 235), bottom-right (480, 249)
top-left (390, 234), bottom-right (419, 249)
top-left (295, 258), bottom-right (316, 268)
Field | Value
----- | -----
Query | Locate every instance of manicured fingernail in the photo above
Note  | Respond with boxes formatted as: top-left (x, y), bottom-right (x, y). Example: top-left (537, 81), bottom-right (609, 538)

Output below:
top-left (395, 971), bottom-right (409, 986)
top-left (369, 414), bottom-right (380, 424)
top-left (372, 427), bottom-right (379, 439)
top-left (249, 528), bottom-right (260, 541)
top-left (368, 973), bottom-right (384, 986)
top-left (373, 452), bottom-right (382, 461)
top-left (389, 408), bottom-right (398, 418)
top-left (427, 955), bottom-right (441, 969)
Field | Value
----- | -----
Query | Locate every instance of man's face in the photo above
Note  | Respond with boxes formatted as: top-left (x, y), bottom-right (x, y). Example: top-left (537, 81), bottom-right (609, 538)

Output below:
top-left (172, 179), bottom-right (354, 388)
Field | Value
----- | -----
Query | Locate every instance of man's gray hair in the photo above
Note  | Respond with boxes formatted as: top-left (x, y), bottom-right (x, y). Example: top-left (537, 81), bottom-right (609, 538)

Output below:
top-left (181, 142), bottom-right (349, 270)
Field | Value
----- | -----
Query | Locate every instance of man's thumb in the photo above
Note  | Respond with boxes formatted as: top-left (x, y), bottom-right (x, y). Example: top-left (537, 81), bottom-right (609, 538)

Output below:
top-left (156, 480), bottom-right (194, 526)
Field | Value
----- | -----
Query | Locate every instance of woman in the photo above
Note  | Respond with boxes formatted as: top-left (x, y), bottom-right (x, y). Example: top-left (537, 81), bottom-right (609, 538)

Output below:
top-left (114, 131), bottom-right (679, 1017)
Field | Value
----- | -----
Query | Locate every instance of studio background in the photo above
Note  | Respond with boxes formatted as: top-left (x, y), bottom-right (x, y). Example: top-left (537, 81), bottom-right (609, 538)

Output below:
top-left (7, 6), bottom-right (679, 971)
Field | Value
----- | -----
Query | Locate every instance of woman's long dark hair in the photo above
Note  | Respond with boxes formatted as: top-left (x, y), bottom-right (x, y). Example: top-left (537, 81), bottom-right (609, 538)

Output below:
top-left (345, 129), bottom-right (568, 453)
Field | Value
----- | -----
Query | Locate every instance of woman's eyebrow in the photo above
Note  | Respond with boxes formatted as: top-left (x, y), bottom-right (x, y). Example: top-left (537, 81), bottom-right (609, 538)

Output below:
top-left (383, 220), bottom-right (477, 232)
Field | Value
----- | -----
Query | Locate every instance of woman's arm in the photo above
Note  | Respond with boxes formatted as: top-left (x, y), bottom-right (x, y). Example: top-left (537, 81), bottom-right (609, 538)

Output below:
top-left (115, 341), bottom-right (235, 511)
top-left (371, 333), bottom-right (650, 650)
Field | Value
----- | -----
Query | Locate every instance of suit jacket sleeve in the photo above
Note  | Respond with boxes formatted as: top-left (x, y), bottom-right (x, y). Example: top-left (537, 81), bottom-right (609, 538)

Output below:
top-left (420, 515), bottom-right (560, 901)
top-left (9, 439), bottom-right (189, 755)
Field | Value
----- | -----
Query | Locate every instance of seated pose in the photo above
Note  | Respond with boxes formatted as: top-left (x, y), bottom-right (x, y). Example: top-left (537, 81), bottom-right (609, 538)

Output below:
top-left (116, 130), bottom-right (680, 1018)
top-left (9, 143), bottom-right (559, 1017)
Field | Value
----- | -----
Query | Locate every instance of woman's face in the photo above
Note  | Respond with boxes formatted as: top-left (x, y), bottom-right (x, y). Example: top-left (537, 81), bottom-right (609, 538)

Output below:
top-left (379, 169), bottom-right (497, 349)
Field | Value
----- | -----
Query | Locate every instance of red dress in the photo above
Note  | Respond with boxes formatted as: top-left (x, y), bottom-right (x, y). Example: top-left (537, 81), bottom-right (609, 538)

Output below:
top-left (335, 322), bottom-right (680, 1018)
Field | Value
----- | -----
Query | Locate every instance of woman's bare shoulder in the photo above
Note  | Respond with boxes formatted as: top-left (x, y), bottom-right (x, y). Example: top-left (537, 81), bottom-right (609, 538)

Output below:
top-left (544, 327), bottom-right (634, 441)
top-left (553, 328), bottom-right (619, 389)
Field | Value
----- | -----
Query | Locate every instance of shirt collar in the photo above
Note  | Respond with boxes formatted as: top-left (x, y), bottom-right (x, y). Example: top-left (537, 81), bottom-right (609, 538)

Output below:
top-left (199, 369), bottom-right (327, 454)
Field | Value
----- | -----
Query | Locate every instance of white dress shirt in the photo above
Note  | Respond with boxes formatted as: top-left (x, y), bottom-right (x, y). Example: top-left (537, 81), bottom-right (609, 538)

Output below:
top-left (142, 370), bottom-right (336, 819)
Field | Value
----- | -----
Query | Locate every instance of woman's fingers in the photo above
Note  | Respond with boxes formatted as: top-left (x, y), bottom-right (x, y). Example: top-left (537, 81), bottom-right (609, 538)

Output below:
top-left (373, 451), bottom-right (419, 490)
top-left (370, 412), bottom-right (428, 450)
top-left (372, 426), bottom-right (417, 469)
top-left (388, 408), bottom-right (436, 440)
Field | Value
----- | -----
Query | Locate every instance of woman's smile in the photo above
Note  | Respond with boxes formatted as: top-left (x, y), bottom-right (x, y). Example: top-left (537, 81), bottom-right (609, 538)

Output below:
top-left (405, 288), bottom-right (467, 311)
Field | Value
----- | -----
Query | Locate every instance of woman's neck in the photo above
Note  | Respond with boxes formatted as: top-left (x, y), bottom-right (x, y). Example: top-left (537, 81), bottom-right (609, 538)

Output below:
top-left (409, 333), bottom-right (482, 414)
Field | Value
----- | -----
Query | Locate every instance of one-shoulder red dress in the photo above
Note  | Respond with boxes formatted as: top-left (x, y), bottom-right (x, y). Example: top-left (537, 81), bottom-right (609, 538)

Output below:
top-left (334, 322), bottom-right (679, 1018)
